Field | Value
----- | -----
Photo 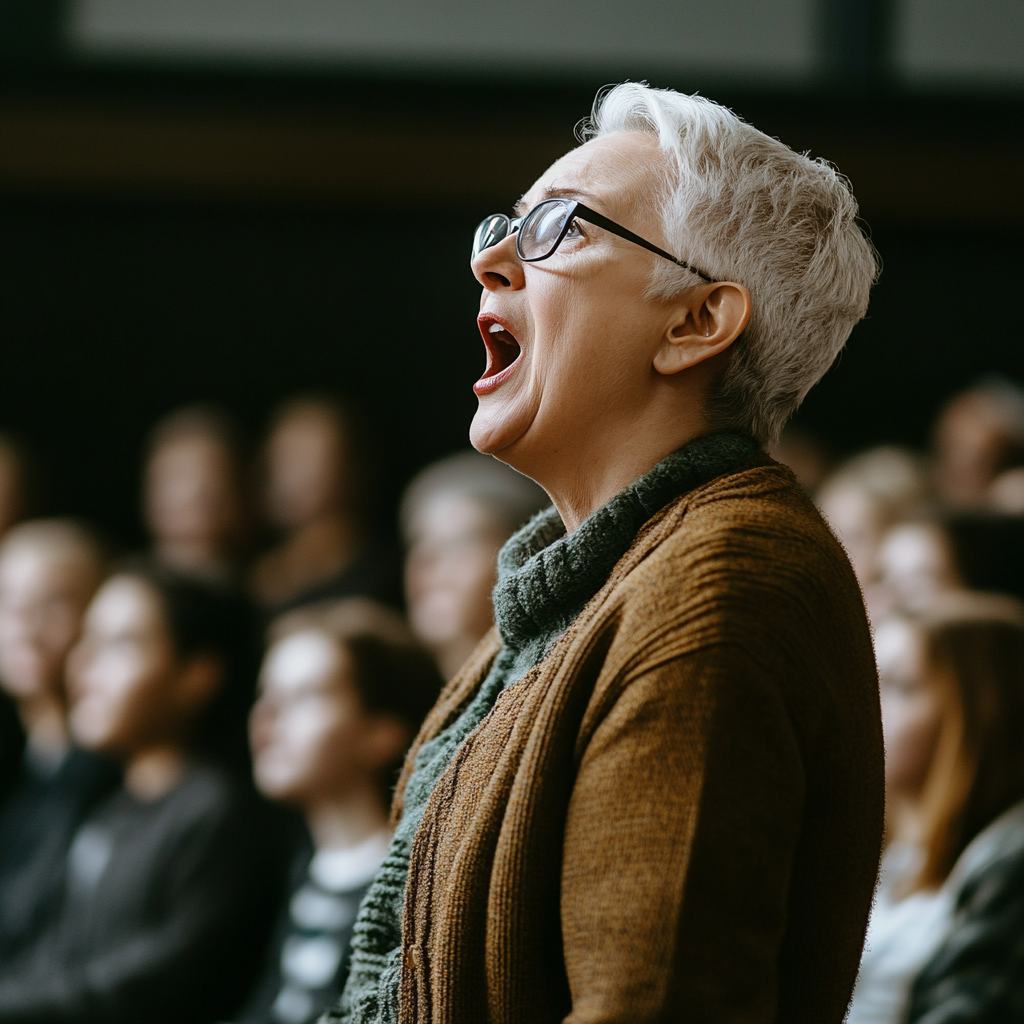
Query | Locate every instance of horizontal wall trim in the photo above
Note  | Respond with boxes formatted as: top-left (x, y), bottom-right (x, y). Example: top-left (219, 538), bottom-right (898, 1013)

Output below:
top-left (1, 100), bottom-right (1021, 226)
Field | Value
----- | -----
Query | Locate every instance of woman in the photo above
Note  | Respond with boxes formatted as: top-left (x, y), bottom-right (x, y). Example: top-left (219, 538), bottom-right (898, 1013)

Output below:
top-left (334, 82), bottom-right (882, 1024)
top-left (0, 564), bottom-right (282, 1023)
top-left (250, 397), bottom-right (399, 613)
top-left (144, 405), bottom-right (251, 584)
top-left (849, 592), bottom-right (1024, 1023)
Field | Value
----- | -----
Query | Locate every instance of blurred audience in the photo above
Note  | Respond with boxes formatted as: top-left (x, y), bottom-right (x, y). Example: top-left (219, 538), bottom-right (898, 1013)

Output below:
top-left (876, 521), bottom-right (964, 615)
top-left (239, 598), bottom-right (442, 1024)
top-left (0, 520), bottom-right (115, 963)
top-left (932, 377), bottom-right (1024, 509)
top-left (250, 397), bottom-right (399, 613)
top-left (0, 564), bottom-right (279, 1024)
top-left (848, 592), bottom-right (1024, 1024)
top-left (817, 446), bottom-right (932, 613)
top-left (145, 406), bottom-right (251, 584)
top-left (401, 451), bottom-right (549, 679)
top-left (768, 423), bottom-right (833, 493)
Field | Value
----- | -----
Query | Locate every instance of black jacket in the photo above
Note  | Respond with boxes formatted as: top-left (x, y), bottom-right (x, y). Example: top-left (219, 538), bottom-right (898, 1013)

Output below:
top-left (0, 761), bottom-right (283, 1024)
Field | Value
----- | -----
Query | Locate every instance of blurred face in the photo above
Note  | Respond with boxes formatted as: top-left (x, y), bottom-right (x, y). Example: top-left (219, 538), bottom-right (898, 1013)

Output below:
top-left (876, 618), bottom-right (943, 801)
top-left (0, 546), bottom-right (97, 703)
top-left (67, 576), bottom-right (195, 757)
top-left (469, 132), bottom-right (681, 468)
top-left (405, 495), bottom-right (506, 652)
top-left (250, 632), bottom-right (384, 806)
top-left (934, 397), bottom-right (1015, 506)
top-left (146, 436), bottom-right (242, 549)
top-left (266, 411), bottom-right (346, 528)
top-left (878, 523), bottom-right (961, 610)
top-left (817, 483), bottom-right (885, 586)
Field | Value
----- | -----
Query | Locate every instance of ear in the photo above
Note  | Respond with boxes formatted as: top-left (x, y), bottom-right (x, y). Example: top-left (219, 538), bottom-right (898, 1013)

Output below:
top-left (361, 714), bottom-right (411, 771)
top-left (653, 282), bottom-right (751, 376)
top-left (173, 653), bottom-right (224, 717)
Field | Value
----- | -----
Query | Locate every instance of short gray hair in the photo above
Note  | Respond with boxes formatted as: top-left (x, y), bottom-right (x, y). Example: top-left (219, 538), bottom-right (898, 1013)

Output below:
top-left (582, 83), bottom-right (880, 445)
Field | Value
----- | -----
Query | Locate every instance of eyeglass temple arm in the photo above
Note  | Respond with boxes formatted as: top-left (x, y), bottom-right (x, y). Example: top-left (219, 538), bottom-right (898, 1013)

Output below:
top-left (571, 203), bottom-right (713, 283)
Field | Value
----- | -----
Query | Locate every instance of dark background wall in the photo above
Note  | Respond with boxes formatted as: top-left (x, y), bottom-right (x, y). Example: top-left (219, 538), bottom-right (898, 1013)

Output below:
top-left (1, 0), bottom-right (1022, 546)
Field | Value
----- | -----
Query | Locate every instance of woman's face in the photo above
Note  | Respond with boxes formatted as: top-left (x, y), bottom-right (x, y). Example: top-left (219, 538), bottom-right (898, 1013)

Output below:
top-left (404, 494), bottom-right (506, 654)
top-left (265, 410), bottom-right (346, 529)
top-left (468, 132), bottom-right (682, 474)
top-left (876, 618), bottom-right (944, 801)
top-left (67, 576), bottom-right (183, 757)
top-left (146, 436), bottom-right (242, 549)
top-left (249, 631), bottom-right (382, 806)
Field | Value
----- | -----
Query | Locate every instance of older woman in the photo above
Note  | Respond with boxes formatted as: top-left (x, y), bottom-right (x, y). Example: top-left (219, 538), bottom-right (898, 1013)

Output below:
top-left (334, 83), bottom-right (882, 1024)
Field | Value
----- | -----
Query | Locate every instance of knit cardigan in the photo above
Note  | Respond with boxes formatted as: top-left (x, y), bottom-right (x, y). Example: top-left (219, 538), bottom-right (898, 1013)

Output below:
top-left (343, 440), bottom-right (884, 1023)
top-left (337, 433), bottom-right (761, 1022)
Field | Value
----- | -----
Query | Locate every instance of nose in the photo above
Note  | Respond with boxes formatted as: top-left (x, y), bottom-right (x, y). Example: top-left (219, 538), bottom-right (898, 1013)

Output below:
top-left (471, 231), bottom-right (525, 292)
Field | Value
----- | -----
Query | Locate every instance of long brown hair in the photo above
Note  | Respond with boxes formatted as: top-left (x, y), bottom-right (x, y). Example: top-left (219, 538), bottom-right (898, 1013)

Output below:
top-left (904, 591), bottom-right (1024, 890)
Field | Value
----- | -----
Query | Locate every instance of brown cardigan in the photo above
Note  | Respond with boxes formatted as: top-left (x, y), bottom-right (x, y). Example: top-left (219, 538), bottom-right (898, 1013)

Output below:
top-left (393, 460), bottom-right (884, 1023)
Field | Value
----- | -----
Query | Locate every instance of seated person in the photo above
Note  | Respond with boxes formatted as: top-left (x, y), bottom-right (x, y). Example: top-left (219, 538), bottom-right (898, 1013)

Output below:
top-left (400, 451), bottom-right (548, 679)
top-left (0, 564), bottom-right (282, 1024)
top-left (848, 591), bottom-right (1024, 1024)
top-left (250, 398), bottom-right (399, 613)
top-left (144, 406), bottom-right (252, 585)
top-left (238, 598), bottom-right (443, 1024)
top-left (0, 519), bottom-right (116, 962)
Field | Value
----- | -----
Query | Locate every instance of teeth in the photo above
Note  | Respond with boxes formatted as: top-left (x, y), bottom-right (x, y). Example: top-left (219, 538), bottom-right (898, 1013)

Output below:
top-left (489, 322), bottom-right (507, 334)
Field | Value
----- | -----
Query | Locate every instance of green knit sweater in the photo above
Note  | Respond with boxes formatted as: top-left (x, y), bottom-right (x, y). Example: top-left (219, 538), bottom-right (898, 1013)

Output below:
top-left (332, 432), bottom-right (759, 1024)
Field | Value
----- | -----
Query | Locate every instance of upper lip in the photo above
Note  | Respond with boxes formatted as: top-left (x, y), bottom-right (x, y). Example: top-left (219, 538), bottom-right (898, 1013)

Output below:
top-left (477, 313), bottom-right (523, 381)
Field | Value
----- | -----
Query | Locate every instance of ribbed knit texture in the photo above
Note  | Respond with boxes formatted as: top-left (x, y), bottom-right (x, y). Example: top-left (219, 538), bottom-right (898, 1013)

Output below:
top-left (332, 432), bottom-right (759, 1024)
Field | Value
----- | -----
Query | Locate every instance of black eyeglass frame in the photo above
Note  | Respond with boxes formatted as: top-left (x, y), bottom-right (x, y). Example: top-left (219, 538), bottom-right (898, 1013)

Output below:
top-left (473, 198), bottom-right (714, 283)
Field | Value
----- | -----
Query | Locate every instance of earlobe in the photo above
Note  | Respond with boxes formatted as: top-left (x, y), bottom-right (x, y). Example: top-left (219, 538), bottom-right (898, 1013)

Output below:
top-left (653, 282), bottom-right (751, 376)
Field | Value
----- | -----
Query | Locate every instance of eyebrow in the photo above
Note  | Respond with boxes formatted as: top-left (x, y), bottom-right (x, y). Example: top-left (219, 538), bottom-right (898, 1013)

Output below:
top-left (514, 185), bottom-right (600, 217)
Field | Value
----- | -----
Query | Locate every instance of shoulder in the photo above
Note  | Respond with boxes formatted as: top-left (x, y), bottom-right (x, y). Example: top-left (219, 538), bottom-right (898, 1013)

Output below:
top-left (602, 461), bottom-right (874, 694)
top-left (625, 462), bottom-right (859, 618)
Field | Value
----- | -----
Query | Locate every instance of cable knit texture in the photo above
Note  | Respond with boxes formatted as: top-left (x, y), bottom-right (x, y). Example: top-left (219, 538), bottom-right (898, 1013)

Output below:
top-left (333, 433), bottom-right (884, 1024)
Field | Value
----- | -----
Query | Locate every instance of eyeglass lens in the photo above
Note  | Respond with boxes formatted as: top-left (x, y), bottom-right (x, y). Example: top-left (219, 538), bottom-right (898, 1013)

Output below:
top-left (472, 215), bottom-right (509, 260)
top-left (518, 200), bottom-right (571, 261)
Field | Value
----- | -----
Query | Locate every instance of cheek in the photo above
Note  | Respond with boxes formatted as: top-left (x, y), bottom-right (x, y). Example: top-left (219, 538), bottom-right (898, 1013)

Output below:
top-left (70, 654), bottom-right (158, 747)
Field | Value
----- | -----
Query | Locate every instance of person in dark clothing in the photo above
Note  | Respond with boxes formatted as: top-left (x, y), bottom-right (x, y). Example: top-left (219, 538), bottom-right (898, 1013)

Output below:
top-left (0, 564), bottom-right (282, 1024)
top-left (0, 519), bottom-right (116, 962)
top-left (908, 802), bottom-right (1024, 1023)
top-left (236, 598), bottom-right (442, 1024)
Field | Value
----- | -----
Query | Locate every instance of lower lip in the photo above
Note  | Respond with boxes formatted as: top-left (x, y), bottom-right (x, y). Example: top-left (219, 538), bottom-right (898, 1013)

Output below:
top-left (473, 354), bottom-right (523, 396)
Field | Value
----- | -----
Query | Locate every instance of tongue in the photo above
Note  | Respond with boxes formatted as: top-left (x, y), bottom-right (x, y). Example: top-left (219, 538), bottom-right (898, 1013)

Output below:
top-left (487, 331), bottom-right (521, 375)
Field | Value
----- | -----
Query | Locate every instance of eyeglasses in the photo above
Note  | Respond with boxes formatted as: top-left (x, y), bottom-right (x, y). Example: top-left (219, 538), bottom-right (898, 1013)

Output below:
top-left (471, 197), bottom-right (713, 283)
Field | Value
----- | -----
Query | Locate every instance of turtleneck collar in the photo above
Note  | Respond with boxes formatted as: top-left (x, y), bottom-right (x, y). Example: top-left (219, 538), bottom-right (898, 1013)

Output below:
top-left (492, 432), bottom-right (760, 650)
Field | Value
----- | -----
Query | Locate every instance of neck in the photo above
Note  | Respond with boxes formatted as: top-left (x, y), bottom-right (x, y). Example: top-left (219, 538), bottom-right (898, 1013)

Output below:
top-left (20, 691), bottom-right (69, 762)
top-left (125, 744), bottom-right (188, 802)
top-left (549, 425), bottom-right (707, 531)
top-left (511, 389), bottom-right (711, 533)
top-left (305, 778), bottom-right (389, 852)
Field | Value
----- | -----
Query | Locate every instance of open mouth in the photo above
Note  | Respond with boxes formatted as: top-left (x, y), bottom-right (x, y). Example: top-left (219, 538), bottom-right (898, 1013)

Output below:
top-left (475, 315), bottom-right (523, 395)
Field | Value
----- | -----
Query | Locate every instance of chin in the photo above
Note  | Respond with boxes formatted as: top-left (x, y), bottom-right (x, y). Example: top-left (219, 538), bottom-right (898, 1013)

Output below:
top-left (470, 397), bottom-right (534, 460)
